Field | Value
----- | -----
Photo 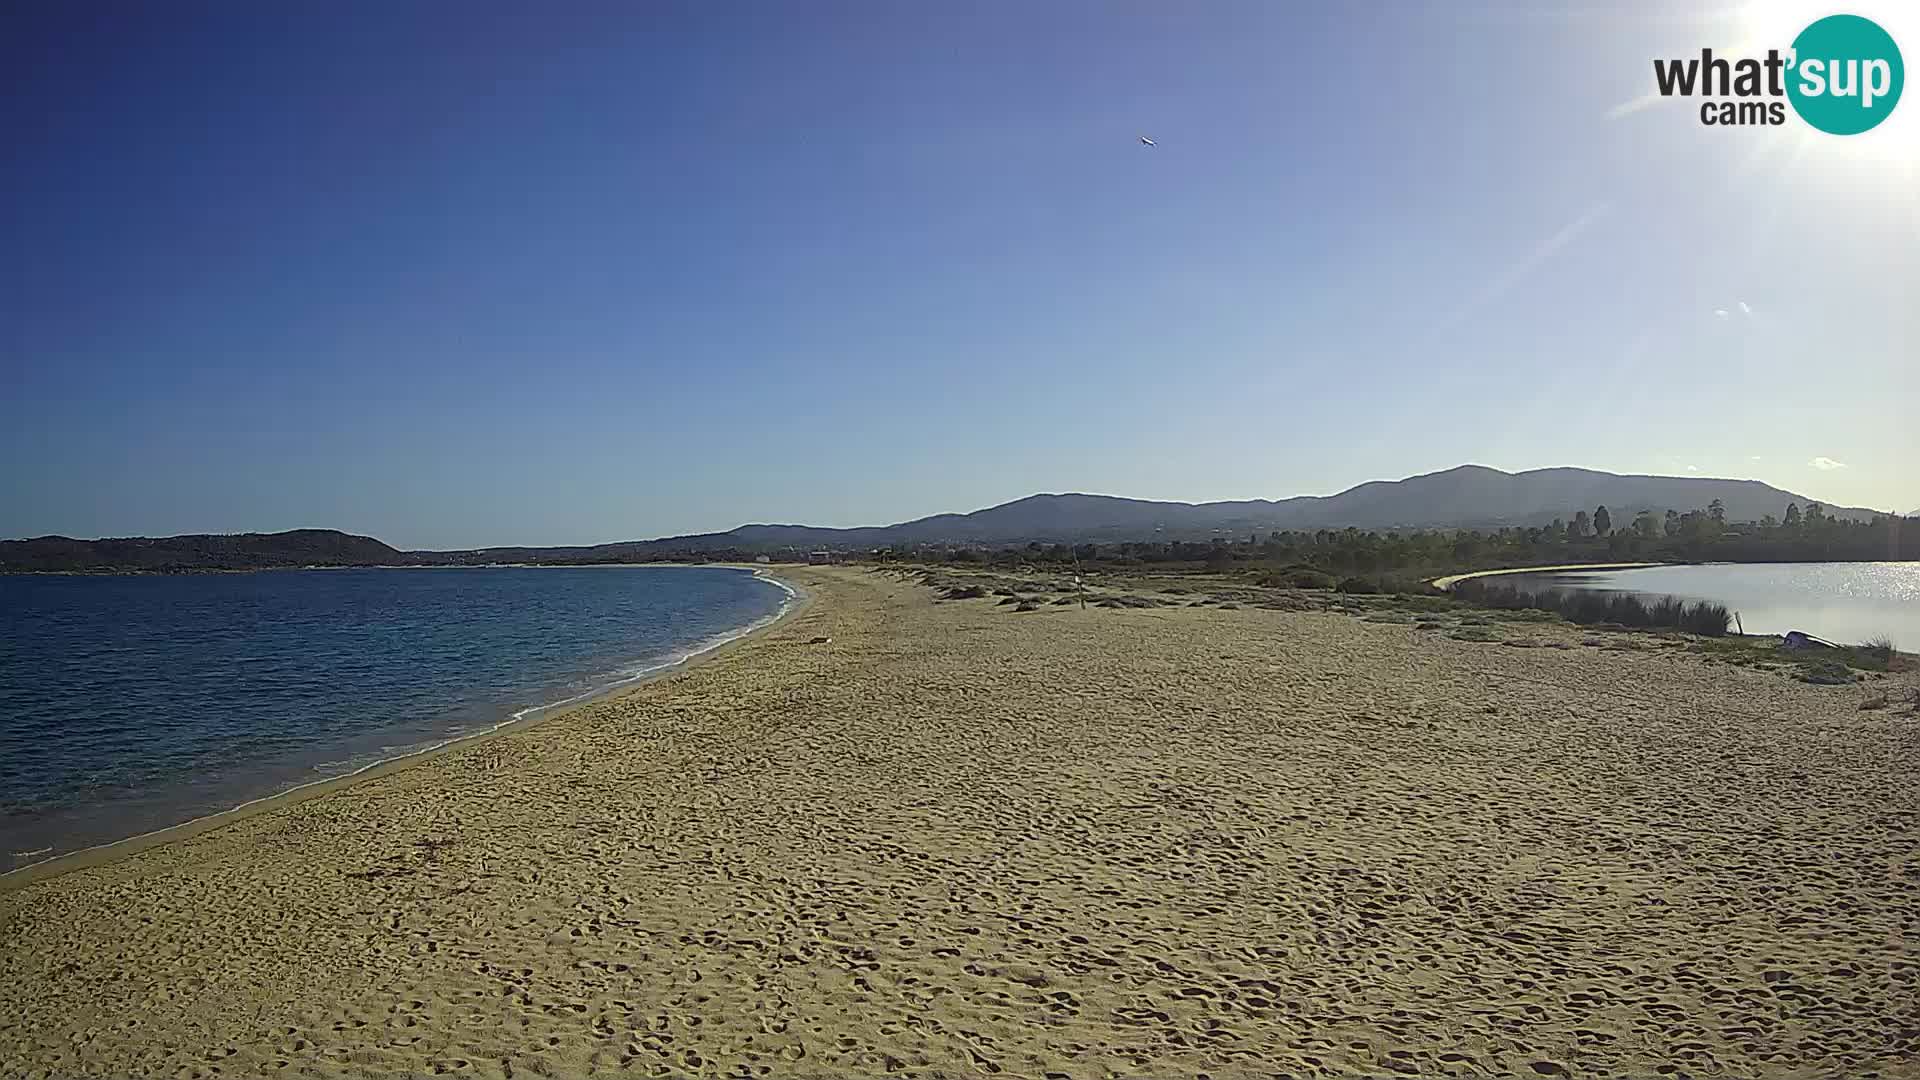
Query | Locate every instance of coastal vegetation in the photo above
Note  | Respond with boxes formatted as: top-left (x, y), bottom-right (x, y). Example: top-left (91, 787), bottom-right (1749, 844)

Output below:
top-left (1450, 578), bottom-right (1733, 636)
top-left (897, 562), bottom-right (1913, 691)
top-left (1690, 633), bottom-right (1910, 684)
top-left (898, 504), bottom-right (1920, 642)
top-left (908, 501), bottom-right (1916, 605)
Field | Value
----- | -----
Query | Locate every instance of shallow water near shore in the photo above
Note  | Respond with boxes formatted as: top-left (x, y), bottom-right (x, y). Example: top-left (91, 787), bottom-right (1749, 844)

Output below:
top-left (1498, 561), bottom-right (1920, 644)
top-left (0, 565), bottom-right (791, 873)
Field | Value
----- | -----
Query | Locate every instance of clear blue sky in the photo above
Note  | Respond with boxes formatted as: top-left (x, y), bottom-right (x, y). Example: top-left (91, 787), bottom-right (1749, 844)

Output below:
top-left (4, 1), bottom-right (1915, 548)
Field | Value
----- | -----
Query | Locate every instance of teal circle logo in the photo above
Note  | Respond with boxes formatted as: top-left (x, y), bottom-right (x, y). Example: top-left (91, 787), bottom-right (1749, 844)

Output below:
top-left (1786, 14), bottom-right (1903, 134)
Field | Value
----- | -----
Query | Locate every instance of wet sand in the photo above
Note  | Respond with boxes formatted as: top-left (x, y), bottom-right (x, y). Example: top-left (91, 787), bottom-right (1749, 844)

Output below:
top-left (3, 566), bottom-right (1915, 1078)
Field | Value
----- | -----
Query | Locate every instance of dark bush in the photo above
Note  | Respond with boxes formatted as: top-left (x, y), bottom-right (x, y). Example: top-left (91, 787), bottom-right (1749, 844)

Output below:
top-left (1680, 602), bottom-right (1734, 636)
top-left (1452, 580), bottom-right (1729, 636)
top-left (1261, 568), bottom-right (1336, 590)
top-left (1335, 576), bottom-right (1378, 594)
top-left (1797, 658), bottom-right (1853, 685)
top-left (1391, 594), bottom-right (1457, 613)
top-left (1487, 608), bottom-right (1558, 623)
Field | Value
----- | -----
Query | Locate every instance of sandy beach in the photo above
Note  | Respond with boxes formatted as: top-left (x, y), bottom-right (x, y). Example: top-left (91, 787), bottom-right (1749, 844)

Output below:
top-left (3, 566), bottom-right (1916, 1079)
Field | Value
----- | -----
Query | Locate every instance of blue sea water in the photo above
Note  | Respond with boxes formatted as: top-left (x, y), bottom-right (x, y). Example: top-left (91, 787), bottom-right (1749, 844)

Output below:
top-left (0, 566), bottom-right (792, 873)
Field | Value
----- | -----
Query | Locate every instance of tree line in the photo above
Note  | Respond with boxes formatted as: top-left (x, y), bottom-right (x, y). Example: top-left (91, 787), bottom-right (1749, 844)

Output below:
top-left (908, 501), bottom-right (1914, 581)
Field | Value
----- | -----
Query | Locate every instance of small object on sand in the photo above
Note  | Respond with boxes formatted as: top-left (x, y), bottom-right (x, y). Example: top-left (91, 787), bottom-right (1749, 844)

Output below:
top-left (1782, 630), bottom-right (1836, 651)
top-left (807, 636), bottom-right (831, 645)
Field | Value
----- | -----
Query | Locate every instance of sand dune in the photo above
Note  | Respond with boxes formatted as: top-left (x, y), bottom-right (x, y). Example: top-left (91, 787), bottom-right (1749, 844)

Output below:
top-left (3, 566), bottom-right (1916, 1078)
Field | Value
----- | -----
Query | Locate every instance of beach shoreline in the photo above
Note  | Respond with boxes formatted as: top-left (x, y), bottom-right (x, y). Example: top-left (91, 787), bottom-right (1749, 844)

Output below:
top-left (0, 567), bottom-right (807, 893)
top-left (3, 566), bottom-right (1914, 1079)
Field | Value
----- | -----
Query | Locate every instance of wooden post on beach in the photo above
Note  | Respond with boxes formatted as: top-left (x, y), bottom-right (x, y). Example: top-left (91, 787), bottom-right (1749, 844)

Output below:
top-left (1071, 547), bottom-right (1086, 610)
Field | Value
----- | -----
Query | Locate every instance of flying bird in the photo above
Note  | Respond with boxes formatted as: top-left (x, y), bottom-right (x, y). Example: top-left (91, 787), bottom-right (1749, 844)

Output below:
top-left (1138, 136), bottom-right (1156, 146)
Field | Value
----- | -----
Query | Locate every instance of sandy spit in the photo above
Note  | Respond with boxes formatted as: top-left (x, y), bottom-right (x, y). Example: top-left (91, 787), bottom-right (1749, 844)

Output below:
top-left (2, 566), bottom-right (1916, 1079)
top-left (1428, 563), bottom-right (1665, 591)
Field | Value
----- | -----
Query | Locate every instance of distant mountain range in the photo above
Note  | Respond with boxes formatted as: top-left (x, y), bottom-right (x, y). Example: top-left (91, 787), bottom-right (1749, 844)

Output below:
top-left (419, 465), bottom-right (1877, 559)
top-left (0, 465), bottom-right (1888, 572)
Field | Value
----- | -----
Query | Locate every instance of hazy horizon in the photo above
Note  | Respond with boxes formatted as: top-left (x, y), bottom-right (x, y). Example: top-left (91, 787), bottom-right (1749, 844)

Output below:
top-left (5, 1), bottom-right (1915, 549)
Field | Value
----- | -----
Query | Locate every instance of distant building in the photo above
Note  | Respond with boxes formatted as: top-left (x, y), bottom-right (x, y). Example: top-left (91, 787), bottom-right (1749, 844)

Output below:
top-left (754, 555), bottom-right (771, 564)
top-left (807, 550), bottom-right (832, 565)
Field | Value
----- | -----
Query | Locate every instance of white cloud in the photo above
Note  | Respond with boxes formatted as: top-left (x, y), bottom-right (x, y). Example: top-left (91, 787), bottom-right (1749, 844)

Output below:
top-left (1738, 300), bottom-right (1752, 315)
top-left (1686, 464), bottom-right (1700, 472)
top-left (1808, 457), bottom-right (1848, 471)
top-left (1714, 309), bottom-right (1729, 318)
top-left (1748, 455), bottom-right (1763, 462)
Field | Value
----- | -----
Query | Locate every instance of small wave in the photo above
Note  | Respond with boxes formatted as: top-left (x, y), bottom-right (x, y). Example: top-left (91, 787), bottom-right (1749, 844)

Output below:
top-left (316, 582), bottom-right (800, 786)
top-left (508, 576), bottom-right (797, 725)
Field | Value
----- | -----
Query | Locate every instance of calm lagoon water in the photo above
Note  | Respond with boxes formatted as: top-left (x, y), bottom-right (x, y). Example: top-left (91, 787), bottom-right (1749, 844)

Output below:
top-left (1501, 562), bottom-right (1920, 644)
top-left (0, 566), bottom-right (792, 873)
